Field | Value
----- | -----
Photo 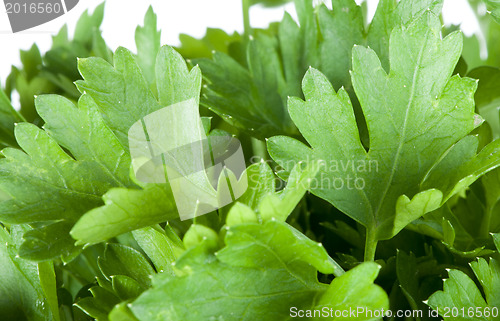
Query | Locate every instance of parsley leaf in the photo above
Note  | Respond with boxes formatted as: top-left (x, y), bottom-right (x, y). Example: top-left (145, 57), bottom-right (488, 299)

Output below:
top-left (268, 13), bottom-right (500, 260)
top-left (0, 94), bottom-right (131, 260)
top-left (0, 225), bottom-right (59, 321)
top-left (427, 234), bottom-right (500, 320)
top-left (197, 0), bottom-right (443, 139)
top-left (128, 220), bottom-right (388, 321)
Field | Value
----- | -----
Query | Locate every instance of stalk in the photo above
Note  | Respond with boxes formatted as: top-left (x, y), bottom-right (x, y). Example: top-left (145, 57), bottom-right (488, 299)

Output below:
top-left (242, 0), bottom-right (252, 38)
top-left (251, 138), bottom-right (268, 161)
top-left (364, 227), bottom-right (378, 262)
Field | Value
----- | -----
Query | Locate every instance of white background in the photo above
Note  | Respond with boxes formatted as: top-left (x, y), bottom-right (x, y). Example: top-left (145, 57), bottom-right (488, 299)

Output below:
top-left (0, 0), bottom-right (480, 84)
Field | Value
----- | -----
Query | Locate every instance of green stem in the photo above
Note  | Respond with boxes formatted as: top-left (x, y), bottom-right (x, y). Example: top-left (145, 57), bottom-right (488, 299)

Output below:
top-left (251, 138), bottom-right (268, 161)
top-left (242, 0), bottom-right (252, 38)
top-left (364, 227), bottom-right (378, 262)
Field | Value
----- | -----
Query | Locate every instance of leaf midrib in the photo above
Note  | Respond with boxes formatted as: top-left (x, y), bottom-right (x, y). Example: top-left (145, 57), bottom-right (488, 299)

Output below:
top-left (371, 28), bottom-right (431, 232)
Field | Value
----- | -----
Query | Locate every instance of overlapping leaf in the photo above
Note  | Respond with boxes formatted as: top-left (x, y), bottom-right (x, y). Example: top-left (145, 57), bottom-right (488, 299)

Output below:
top-left (268, 13), bottom-right (500, 260)
top-left (197, 0), bottom-right (443, 139)
top-left (128, 220), bottom-right (388, 321)
top-left (0, 84), bottom-right (25, 148)
top-left (177, 28), bottom-right (241, 59)
top-left (0, 10), bottom-right (205, 258)
top-left (231, 159), bottom-right (319, 223)
top-left (0, 94), bottom-right (132, 260)
top-left (0, 225), bottom-right (59, 321)
top-left (76, 243), bottom-right (154, 321)
top-left (408, 177), bottom-right (500, 257)
top-left (71, 45), bottom-right (218, 245)
top-left (5, 3), bottom-right (110, 123)
top-left (427, 234), bottom-right (500, 320)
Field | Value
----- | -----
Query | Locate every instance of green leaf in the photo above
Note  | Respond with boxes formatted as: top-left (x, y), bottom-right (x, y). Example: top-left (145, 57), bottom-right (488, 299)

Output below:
top-left (135, 6), bottom-right (161, 93)
top-left (468, 67), bottom-right (500, 138)
top-left (197, 34), bottom-right (296, 139)
top-left (0, 81), bottom-right (25, 148)
top-left (76, 45), bottom-right (201, 147)
top-left (427, 244), bottom-right (500, 320)
top-left (410, 206), bottom-right (496, 258)
top-left (409, 169), bottom-right (500, 257)
top-left (183, 224), bottom-right (219, 249)
top-left (109, 302), bottom-right (140, 321)
top-left (317, 0), bottom-right (364, 90)
top-left (5, 3), bottom-right (112, 125)
top-left (251, 0), bottom-right (291, 7)
top-left (268, 13), bottom-right (500, 258)
top-left (367, 0), bottom-right (443, 70)
top-left (129, 220), bottom-right (386, 321)
top-left (483, 0), bottom-right (500, 23)
top-left (236, 161), bottom-right (276, 211)
top-left (71, 184), bottom-right (178, 245)
top-left (493, 233), bottom-right (500, 250)
top-left (155, 46), bottom-right (202, 107)
top-left (177, 28), bottom-right (240, 59)
top-left (71, 44), bottom-right (205, 245)
top-left (226, 202), bottom-right (259, 226)
top-left (98, 244), bottom-right (155, 289)
top-left (0, 225), bottom-right (59, 321)
top-left (314, 263), bottom-right (389, 321)
top-left (76, 48), bottom-right (161, 147)
top-left (76, 286), bottom-right (121, 321)
top-left (396, 250), bottom-right (444, 319)
top-left (232, 159), bottom-right (318, 222)
top-left (112, 275), bottom-right (144, 300)
top-left (0, 108), bottom-right (128, 259)
top-left (73, 3), bottom-right (105, 44)
top-left (132, 225), bottom-right (184, 276)
top-left (20, 44), bottom-right (43, 80)
top-left (36, 94), bottom-right (133, 187)
top-left (197, 0), bottom-right (442, 140)
top-left (75, 243), bottom-right (154, 320)
top-left (258, 160), bottom-right (319, 222)
top-left (0, 90), bottom-right (134, 260)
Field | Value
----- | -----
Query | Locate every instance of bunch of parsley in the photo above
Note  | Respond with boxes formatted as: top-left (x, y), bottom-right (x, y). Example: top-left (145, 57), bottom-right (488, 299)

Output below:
top-left (1, 0), bottom-right (500, 320)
